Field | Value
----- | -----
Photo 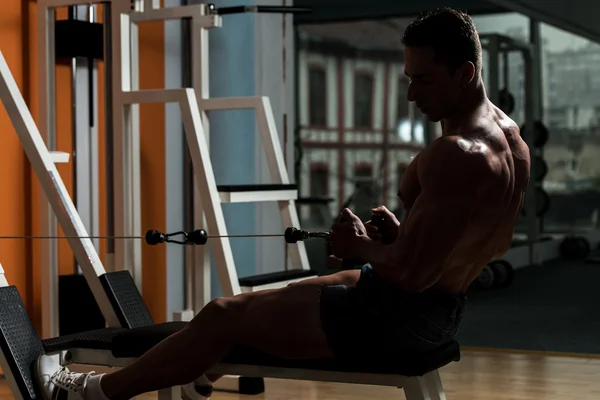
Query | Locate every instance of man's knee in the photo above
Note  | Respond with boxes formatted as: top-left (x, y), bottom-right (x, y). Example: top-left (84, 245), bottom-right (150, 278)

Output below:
top-left (192, 296), bottom-right (248, 329)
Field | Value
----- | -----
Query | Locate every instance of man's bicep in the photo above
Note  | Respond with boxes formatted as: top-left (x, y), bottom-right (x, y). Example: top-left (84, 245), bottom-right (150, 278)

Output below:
top-left (399, 191), bottom-right (475, 251)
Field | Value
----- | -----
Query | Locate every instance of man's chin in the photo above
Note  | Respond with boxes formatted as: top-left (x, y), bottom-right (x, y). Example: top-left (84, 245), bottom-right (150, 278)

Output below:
top-left (424, 113), bottom-right (441, 123)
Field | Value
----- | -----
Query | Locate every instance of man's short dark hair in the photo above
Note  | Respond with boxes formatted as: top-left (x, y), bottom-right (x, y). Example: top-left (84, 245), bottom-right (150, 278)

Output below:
top-left (401, 8), bottom-right (482, 76)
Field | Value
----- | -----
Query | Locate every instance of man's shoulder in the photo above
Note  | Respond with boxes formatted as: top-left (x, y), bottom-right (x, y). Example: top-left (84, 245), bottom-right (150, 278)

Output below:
top-left (422, 136), bottom-right (502, 185)
top-left (427, 135), bottom-right (493, 166)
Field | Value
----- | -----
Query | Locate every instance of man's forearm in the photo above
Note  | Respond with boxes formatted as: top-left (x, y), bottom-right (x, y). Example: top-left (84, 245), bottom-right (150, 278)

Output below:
top-left (357, 237), bottom-right (412, 283)
top-left (357, 237), bottom-right (398, 269)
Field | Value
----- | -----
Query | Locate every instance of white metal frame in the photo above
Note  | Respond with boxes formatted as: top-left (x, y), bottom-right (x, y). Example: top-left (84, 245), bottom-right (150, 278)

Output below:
top-left (125, 0), bottom-right (218, 323)
top-left (119, 4), bottom-right (311, 320)
top-left (37, 0), bottom-right (312, 338)
top-left (33, 2), bottom-right (312, 394)
top-left (37, 0), bottom-right (132, 339)
top-left (0, 49), bottom-right (121, 331)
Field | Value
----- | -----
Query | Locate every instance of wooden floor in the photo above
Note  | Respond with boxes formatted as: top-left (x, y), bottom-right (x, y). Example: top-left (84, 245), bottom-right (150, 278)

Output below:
top-left (3, 349), bottom-right (600, 399)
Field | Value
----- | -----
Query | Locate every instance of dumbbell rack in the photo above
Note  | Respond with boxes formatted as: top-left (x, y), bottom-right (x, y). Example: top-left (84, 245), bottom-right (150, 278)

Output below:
top-left (32, 0), bottom-right (310, 338)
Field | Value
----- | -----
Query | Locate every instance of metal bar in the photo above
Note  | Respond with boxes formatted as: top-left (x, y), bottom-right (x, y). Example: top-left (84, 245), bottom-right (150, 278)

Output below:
top-left (120, 88), bottom-right (185, 104)
top-left (215, 5), bottom-right (311, 15)
top-left (112, 10), bottom-right (130, 278)
top-left (104, 2), bottom-right (115, 256)
top-left (179, 89), bottom-right (242, 296)
top-left (522, 49), bottom-right (538, 265)
top-left (38, 2), bottom-right (59, 339)
top-left (129, 13), bottom-right (143, 291)
top-left (39, 0), bottom-right (102, 7)
top-left (487, 34), bottom-right (500, 105)
top-left (502, 51), bottom-right (509, 89)
top-left (201, 96), bottom-right (259, 110)
top-left (181, 7), bottom-right (194, 313)
top-left (192, 4), bottom-right (212, 312)
top-left (129, 5), bottom-right (218, 25)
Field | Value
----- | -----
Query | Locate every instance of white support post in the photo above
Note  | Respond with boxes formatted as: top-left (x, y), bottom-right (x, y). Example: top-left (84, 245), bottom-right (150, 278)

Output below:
top-left (113, 11), bottom-right (143, 290)
top-left (119, 88), bottom-right (242, 296)
top-left (180, 90), bottom-right (242, 296)
top-left (423, 370), bottom-right (446, 400)
top-left (37, 0), bottom-right (59, 339)
top-left (0, 49), bottom-right (120, 328)
top-left (192, 4), bottom-right (215, 313)
top-left (255, 97), bottom-right (309, 270)
top-left (202, 96), bottom-right (310, 271)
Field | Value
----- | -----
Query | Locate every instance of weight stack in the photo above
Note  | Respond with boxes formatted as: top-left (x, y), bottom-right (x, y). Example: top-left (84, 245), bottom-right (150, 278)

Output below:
top-left (520, 121), bottom-right (551, 219)
top-left (59, 274), bottom-right (105, 335)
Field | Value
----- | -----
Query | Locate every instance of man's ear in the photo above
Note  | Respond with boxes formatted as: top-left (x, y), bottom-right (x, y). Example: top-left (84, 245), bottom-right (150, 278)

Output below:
top-left (459, 61), bottom-right (476, 87)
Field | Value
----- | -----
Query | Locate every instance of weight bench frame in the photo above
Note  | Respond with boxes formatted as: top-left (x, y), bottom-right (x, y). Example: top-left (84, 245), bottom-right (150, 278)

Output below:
top-left (0, 264), bottom-right (456, 400)
top-left (62, 349), bottom-right (448, 399)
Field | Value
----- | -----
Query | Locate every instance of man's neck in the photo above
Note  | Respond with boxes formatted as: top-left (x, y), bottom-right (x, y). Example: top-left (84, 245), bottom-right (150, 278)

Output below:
top-left (440, 80), bottom-right (487, 134)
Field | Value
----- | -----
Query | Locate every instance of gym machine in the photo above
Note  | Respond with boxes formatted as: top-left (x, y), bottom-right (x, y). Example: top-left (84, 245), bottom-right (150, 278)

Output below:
top-left (38, 0), bottom-right (317, 339)
top-left (36, 0), bottom-right (317, 394)
top-left (471, 33), bottom-right (600, 290)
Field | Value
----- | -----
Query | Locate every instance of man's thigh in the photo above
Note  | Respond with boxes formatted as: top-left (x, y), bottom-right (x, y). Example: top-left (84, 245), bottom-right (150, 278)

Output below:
top-left (228, 284), bottom-right (336, 359)
top-left (289, 269), bottom-right (361, 288)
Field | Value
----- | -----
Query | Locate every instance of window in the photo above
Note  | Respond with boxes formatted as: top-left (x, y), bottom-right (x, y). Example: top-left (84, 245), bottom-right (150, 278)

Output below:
top-left (397, 77), bottom-right (410, 123)
top-left (354, 73), bottom-right (374, 128)
top-left (309, 165), bottom-right (329, 224)
top-left (352, 163), bottom-right (375, 220)
top-left (308, 67), bottom-right (327, 126)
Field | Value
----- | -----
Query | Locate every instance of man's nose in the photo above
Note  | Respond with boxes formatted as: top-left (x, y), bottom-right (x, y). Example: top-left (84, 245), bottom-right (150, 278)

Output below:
top-left (406, 82), bottom-right (416, 102)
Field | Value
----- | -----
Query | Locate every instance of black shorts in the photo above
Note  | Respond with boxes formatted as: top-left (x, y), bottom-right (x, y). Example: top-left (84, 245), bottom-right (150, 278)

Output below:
top-left (319, 264), bottom-right (466, 362)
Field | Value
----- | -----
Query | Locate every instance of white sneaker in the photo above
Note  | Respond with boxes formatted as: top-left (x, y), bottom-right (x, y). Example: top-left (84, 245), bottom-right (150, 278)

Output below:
top-left (34, 355), bottom-right (94, 399)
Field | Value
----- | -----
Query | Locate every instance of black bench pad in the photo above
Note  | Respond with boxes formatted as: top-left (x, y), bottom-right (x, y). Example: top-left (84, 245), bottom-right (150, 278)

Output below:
top-left (111, 322), bottom-right (460, 377)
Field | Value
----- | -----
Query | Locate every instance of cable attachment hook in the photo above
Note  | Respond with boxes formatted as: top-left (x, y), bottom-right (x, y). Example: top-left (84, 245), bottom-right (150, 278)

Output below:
top-left (145, 229), bottom-right (208, 246)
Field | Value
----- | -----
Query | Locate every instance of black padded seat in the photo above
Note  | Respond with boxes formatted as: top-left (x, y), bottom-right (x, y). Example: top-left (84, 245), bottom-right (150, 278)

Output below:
top-left (111, 322), bottom-right (461, 377)
top-left (42, 327), bottom-right (126, 353)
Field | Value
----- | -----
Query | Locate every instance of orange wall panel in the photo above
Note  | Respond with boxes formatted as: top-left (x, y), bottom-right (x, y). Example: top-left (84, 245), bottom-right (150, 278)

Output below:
top-left (138, 19), bottom-right (167, 322)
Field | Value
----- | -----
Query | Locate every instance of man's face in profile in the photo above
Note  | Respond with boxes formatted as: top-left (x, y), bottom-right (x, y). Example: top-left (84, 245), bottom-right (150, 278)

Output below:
top-left (403, 46), bottom-right (464, 122)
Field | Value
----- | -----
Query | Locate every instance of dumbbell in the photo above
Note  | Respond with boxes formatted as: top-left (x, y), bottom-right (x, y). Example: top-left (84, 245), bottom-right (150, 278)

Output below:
top-left (560, 236), bottom-right (591, 260)
top-left (488, 259), bottom-right (514, 289)
top-left (475, 259), bottom-right (514, 290)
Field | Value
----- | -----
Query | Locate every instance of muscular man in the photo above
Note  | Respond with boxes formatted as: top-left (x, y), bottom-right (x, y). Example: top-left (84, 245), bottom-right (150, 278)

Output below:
top-left (34, 8), bottom-right (530, 400)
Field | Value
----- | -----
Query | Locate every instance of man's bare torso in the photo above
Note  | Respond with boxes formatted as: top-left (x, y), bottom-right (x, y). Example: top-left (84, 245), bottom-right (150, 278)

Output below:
top-left (396, 101), bottom-right (530, 295)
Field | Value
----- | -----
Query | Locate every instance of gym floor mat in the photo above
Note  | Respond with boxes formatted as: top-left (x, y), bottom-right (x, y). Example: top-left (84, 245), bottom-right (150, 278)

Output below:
top-left (457, 259), bottom-right (600, 355)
